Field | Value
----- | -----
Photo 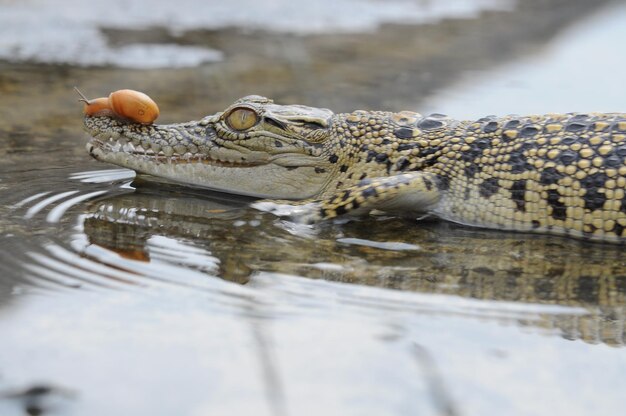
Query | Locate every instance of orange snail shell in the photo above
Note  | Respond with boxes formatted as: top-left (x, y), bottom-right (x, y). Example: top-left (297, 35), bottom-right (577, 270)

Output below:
top-left (82, 89), bottom-right (160, 124)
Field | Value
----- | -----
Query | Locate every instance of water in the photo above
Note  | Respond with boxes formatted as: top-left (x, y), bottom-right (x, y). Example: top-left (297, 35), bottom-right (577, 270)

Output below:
top-left (1, 0), bottom-right (626, 415)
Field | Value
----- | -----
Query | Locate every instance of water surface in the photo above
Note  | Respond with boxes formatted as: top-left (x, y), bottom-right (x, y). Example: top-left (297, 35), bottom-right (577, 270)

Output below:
top-left (1, 1), bottom-right (625, 415)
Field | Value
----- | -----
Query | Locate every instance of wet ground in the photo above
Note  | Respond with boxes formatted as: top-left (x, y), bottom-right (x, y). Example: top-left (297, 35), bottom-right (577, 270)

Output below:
top-left (1, 0), bottom-right (626, 415)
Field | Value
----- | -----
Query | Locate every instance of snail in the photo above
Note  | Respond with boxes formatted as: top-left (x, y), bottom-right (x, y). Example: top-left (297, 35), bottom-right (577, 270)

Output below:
top-left (74, 87), bottom-right (160, 124)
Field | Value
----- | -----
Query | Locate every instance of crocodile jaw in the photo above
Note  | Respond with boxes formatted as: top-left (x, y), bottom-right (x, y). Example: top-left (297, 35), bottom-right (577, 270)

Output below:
top-left (83, 116), bottom-right (330, 199)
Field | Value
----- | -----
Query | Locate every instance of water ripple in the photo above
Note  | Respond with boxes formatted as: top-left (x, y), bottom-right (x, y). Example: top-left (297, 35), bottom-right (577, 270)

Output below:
top-left (23, 190), bottom-right (79, 219)
top-left (69, 169), bottom-right (135, 183)
top-left (45, 190), bottom-right (108, 223)
top-left (11, 191), bottom-right (51, 209)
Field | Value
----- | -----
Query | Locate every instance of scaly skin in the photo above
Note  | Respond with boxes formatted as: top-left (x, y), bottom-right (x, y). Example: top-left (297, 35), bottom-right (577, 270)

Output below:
top-left (83, 95), bottom-right (626, 243)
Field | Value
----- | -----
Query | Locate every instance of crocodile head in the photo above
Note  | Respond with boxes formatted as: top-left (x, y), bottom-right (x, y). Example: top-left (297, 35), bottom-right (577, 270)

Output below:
top-left (83, 95), bottom-right (335, 199)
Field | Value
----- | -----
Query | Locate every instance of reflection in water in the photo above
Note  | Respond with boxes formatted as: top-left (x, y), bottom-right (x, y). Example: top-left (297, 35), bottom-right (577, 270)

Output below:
top-left (72, 177), bottom-right (626, 347)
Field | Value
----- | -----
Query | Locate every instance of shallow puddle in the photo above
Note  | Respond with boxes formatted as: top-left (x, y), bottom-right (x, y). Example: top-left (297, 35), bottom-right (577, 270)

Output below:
top-left (1, 1), bottom-right (626, 415)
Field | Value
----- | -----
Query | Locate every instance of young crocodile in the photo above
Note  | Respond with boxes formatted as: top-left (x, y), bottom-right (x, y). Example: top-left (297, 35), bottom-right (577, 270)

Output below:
top-left (83, 95), bottom-right (626, 243)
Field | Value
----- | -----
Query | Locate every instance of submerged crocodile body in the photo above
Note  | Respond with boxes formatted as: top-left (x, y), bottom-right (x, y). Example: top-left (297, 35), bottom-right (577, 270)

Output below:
top-left (83, 95), bottom-right (626, 243)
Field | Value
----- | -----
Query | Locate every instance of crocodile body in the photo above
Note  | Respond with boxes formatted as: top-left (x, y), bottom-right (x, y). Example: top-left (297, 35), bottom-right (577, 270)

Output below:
top-left (83, 95), bottom-right (626, 243)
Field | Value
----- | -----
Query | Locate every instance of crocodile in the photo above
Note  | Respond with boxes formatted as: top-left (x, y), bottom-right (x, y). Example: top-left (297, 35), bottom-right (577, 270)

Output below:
top-left (83, 95), bottom-right (626, 243)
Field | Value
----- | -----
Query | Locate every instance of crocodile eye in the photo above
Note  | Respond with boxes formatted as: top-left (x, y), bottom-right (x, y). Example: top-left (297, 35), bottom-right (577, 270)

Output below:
top-left (226, 107), bottom-right (258, 131)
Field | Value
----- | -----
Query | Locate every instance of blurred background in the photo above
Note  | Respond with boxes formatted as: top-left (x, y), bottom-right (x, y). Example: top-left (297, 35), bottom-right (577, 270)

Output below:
top-left (1, 0), bottom-right (626, 415)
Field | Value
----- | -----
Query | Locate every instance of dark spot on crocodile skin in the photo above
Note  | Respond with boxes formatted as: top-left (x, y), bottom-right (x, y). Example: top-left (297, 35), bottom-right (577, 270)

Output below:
top-left (420, 147), bottom-right (440, 158)
top-left (424, 178), bottom-right (433, 191)
top-left (314, 167), bottom-right (326, 174)
top-left (286, 166), bottom-right (298, 171)
top-left (464, 163), bottom-right (478, 178)
top-left (508, 153), bottom-right (533, 174)
top-left (437, 176), bottom-right (450, 191)
top-left (351, 200), bottom-right (360, 210)
top-left (546, 189), bottom-right (567, 221)
top-left (375, 153), bottom-right (389, 163)
top-left (614, 222), bottom-right (625, 237)
top-left (328, 154), bottom-right (338, 163)
top-left (475, 138), bottom-right (491, 149)
top-left (418, 119), bottom-right (444, 130)
top-left (519, 126), bottom-right (539, 137)
top-left (504, 120), bottom-right (520, 129)
top-left (335, 205), bottom-right (348, 216)
top-left (576, 276), bottom-right (599, 304)
top-left (561, 136), bottom-right (578, 145)
top-left (366, 151), bottom-right (377, 163)
top-left (339, 165), bottom-right (348, 173)
top-left (580, 171), bottom-right (608, 211)
top-left (518, 141), bottom-right (537, 152)
top-left (461, 146), bottom-right (481, 163)
top-left (394, 127), bottom-right (414, 139)
top-left (320, 208), bottom-right (328, 218)
top-left (482, 121), bottom-right (499, 133)
top-left (464, 188), bottom-right (471, 200)
top-left (616, 145), bottom-right (626, 159)
top-left (464, 138), bottom-right (491, 161)
top-left (531, 220), bottom-right (541, 229)
top-left (359, 173), bottom-right (367, 180)
top-left (570, 114), bottom-right (589, 121)
top-left (396, 157), bottom-right (410, 171)
top-left (539, 167), bottom-right (564, 185)
top-left (340, 190), bottom-right (351, 201)
top-left (362, 187), bottom-right (378, 198)
top-left (612, 121), bottom-right (626, 131)
top-left (479, 177), bottom-right (500, 198)
top-left (565, 122), bottom-right (587, 132)
top-left (382, 139), bottom-right (392, 145)
top-left (397, 143), bottom-right (419, 152)
top-left (510, 180), bottom-right (526, 211)
top-left (558, 149), bottom-right (579, 165)
top-left (605, 155), bottom-right (622, 168)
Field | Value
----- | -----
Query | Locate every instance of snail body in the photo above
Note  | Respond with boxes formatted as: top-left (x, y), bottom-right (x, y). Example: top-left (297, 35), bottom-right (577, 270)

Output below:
top-left (75, 87), bottom-right (160, 124)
